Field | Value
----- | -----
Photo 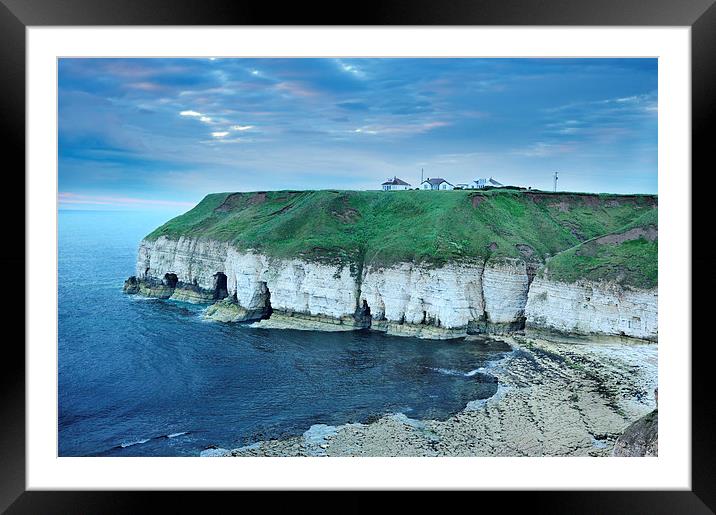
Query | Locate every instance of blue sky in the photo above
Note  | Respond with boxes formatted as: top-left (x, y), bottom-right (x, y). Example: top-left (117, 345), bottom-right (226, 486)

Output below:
top-left (59, 58), bottom-right (657, 211)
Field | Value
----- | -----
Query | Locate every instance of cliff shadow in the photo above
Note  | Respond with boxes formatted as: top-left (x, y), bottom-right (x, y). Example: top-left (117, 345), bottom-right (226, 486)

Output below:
top-left (261, 281), bottom-right (273, 319)
top-left (163, 273), bottom-right (178, 288)
top-left (354, 299), bottom-right (372, 329)
top-left (213, 272), bottom-right (229, 300)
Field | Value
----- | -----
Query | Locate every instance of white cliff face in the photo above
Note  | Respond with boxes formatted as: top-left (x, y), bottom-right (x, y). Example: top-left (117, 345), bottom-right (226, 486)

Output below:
top-left (137, 237), bottom-right (358, 320)
top-left (525, 277), bottom-right (658, 341)
top-left (224, 248), bottom-right (358, 320)
top-left (481, 260), bottom-right (531, 324)
top-left (360, 262), bottom-right (485, 330)
top-left (134, 236), bottom-right (657, 341)
top-left (358, 259), bottom-right (531, 338)
top-left (137, 236), bottom-right (230, 288)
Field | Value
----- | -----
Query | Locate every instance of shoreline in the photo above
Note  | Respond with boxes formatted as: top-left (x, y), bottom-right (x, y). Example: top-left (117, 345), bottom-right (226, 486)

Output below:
top-left (213, 335), bottom-right (657, 457)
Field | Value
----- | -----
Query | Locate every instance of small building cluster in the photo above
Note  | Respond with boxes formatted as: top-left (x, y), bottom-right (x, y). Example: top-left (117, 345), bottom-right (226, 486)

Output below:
top-left (381, 176), bottom-right (504, 191)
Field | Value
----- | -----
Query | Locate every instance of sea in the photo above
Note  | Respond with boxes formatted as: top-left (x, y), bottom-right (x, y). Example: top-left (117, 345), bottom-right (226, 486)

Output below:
top-left (58, 209), bottom-right (511, 457)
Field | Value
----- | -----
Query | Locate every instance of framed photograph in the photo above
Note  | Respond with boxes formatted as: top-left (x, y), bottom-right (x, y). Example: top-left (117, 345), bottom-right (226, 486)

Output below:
top-left (4, 0), bottom-right (714, 511)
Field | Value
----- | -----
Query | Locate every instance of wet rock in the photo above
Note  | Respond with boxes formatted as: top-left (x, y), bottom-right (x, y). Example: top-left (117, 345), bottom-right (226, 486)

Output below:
top-left (612, 409), bottom-right (658, 457)
top-left (123, 276), bottom-right (140, 294)
top-left (204, 298), bottom-right (268, 322)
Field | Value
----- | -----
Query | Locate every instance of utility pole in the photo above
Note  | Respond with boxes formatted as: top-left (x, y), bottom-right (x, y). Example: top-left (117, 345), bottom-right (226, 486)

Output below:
top-left (553, 171), bottom-right (559, 192)
top-left (421, 168), bottom-right (424, 184)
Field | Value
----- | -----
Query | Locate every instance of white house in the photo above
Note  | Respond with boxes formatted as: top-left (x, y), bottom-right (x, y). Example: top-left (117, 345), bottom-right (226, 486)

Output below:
top-left (381, 176), bottom-right (412, 191)
top-left (474, 177), bottom-right (503, 189)
top-left (421, 177), bottom-right (454, 190)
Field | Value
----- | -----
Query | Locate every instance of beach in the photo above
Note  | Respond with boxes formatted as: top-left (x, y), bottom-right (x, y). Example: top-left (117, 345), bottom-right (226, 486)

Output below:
top-left (223, 335), bottom-right (657, 457)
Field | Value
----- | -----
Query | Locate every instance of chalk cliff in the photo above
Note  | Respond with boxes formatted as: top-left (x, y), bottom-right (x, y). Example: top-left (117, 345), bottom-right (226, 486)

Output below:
top-left (125, 236), bottom-right (656, 341)
top-left (525, 278), bottom-right (657, 340)
top-left (124, 190), bottom-right (657, 341)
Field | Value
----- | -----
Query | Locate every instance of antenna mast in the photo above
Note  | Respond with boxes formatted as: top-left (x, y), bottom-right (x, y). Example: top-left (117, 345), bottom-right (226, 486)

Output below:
top-left (553, 171), bottom-right (559, 192)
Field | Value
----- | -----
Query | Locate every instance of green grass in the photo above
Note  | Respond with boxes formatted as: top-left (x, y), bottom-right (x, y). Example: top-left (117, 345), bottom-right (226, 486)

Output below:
top-left (147, 189), bottom-right (657, 285)
top-left (544, 207), bottom-right (658, 288)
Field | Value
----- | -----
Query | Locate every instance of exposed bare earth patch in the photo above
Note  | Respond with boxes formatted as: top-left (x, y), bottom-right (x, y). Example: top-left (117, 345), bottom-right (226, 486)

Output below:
top-left (330, 194), bottom-right (362, 223)
top-left (332, 207), bottom-right (361, 223)
top-left (247, 191), bottom-right (267, 205)
top-left (515, 243), bottom-right (535, 259)
top-left (471, 195), bottom-right (486, 208)
top-left (593, 226), bottom-right (657, 245)
top-left (214, 193), bottom-right (245, 212)
top-left (214, 191), bottom-right (267, 212)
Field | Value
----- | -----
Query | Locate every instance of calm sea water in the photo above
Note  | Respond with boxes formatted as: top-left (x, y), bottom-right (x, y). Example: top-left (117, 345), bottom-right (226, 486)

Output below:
top-left (58, 210), bottom-right (511, 457)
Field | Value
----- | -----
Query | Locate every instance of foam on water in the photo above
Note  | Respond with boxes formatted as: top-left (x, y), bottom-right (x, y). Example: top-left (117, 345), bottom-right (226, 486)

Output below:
top-left (303, 424), bottom-right (338, 445)
top-left (120, 438), bottom-right (150, 448)
top-left (428, 366), bottom-right (488, 377)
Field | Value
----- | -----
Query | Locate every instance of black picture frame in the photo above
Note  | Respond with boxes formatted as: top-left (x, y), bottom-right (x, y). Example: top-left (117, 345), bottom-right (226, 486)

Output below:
top-left (2, 0), bottom-right (714, 512)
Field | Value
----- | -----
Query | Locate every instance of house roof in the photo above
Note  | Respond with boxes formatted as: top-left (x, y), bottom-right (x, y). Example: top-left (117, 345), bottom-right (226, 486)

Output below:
top-left (382, 176), bottom-right (411, 186)
top-left (475, 177), bottom-right (503, 186)
top-left (422, 177), bottom-right (452, 186)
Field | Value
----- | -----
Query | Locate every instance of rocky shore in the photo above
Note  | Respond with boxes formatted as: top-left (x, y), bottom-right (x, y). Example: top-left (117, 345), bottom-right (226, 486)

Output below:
top-left (210, 335), bottom-right (657, 457)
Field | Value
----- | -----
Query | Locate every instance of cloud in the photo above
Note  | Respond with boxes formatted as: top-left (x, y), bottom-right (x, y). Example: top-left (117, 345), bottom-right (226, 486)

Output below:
top-left (546, 92), bottom-right (657, 115)
top-left (211, 137), bottom-right (250, 144)
top-left (128, 82), bottom-right (164, 91)
top-left (275, 81), bottom-right (319, 98)
top-left (353, 121), bottom-right (450, 136)
top-left (211, 131), bottom-right (229, 138)
top-left (59, 192), bottom-right (194, 208)
top-left (231, 125), bottom-right (254, 131)
top-left (514, 141), bottom-right (576, 157)
top-left (545, 121), bottom-right (583, 135)
top-left (180, 110), bottom-right (214, 125)
top-left (336, 60), bottom-right (366, 78)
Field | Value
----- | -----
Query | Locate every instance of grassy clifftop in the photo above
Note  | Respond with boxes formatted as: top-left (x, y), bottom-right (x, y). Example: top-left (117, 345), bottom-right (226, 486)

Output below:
top-left (543, 208), bottom-right (658, 289)
top-left (147, 189), bottom-right (657, 286)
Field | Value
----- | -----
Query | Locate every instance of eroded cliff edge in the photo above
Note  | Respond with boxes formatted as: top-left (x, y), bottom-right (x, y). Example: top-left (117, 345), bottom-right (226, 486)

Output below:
top-left (124, 190), bottom-right (657, 341)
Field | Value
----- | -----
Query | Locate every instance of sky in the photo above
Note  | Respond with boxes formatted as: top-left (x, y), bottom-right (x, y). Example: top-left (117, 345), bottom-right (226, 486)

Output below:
top-left (58, 58), bottom-right (657, 211)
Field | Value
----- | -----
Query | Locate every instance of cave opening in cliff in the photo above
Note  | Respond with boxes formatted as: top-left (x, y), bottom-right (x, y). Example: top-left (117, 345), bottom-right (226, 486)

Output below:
top-left (213, 272), bottom-right (228, 300)
top-left (260, 281), bottom-right (273, 319)
top-left (163, 273), bottom-right (178, 288)
top-left (362, 299), bottom-right (371, 319)
top-left (354, 299), bottom-right (372, 328)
